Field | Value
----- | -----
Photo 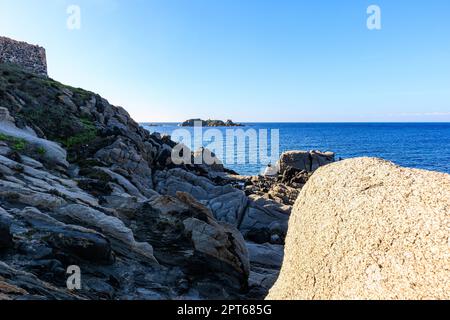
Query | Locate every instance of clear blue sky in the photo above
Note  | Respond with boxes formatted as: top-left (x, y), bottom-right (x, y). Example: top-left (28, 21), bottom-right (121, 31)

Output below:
top-left (1, 0), bottom-right (449, 122)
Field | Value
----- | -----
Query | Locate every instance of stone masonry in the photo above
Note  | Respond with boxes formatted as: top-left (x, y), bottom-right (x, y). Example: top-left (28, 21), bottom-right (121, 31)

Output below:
top-left (0, 36), bottom-right (47, 76)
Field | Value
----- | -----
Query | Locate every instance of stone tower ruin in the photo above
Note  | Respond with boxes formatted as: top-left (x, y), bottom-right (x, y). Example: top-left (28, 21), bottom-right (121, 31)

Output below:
top-left (0, 36), bottom-right (47, 77)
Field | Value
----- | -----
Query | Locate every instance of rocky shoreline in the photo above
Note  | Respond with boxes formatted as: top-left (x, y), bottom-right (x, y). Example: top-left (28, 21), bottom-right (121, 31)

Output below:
top-left (0, 62), bottom-right (335, 300)
top-left (1, 57), bottom-right (448, 301)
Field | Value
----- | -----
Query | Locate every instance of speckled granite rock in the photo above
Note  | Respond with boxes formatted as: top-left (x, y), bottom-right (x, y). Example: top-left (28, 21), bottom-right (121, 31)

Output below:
top-left (268, 158), bottom-right (450, 300)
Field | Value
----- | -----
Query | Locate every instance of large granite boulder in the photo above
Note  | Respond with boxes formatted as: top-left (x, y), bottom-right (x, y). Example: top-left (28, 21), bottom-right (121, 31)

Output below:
top-left (277, 150), bottom-right (335, 173)
top-left (268, 158), bottom-right (450, 300)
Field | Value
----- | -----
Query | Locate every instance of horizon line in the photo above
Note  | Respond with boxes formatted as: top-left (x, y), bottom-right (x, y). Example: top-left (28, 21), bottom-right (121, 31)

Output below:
top-left (139, 120), bottom-right (450, 124)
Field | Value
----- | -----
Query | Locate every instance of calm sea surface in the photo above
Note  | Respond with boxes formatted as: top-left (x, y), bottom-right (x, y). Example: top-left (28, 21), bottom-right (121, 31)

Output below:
top-left (142, 123), bottom-right (450, 176)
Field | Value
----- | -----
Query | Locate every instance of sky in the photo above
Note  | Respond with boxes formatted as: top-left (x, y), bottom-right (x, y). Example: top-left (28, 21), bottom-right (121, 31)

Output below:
top-left (0, 0), bottom-right (449, 122)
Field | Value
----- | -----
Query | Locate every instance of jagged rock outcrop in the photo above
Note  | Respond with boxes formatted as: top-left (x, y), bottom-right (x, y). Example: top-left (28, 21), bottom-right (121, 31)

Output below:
top-left (0, 54), bottom-right (321, 300)
top-left (239, 195), bottom-right (290, 245)
top-left (154, 168), bottom-right (248, 226)
top-left (277, 150), bottom-right (335, 173)
top-left (268, 158), bottom-right (450, 300)
top-left (0, 63), bottom-right (255, 300)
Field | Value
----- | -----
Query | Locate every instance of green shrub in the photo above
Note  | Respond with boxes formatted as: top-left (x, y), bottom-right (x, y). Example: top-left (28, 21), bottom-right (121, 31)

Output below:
top-left (60, 117), bottom-right (98, 148)
top-left (0, 133), bottom-right (27, 151)
top-left (37, 146), bottom-right (46, 155)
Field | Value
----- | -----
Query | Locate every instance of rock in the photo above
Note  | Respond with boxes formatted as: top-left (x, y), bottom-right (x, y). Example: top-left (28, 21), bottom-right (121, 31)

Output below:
top-left (239, 195), bottom-right (290, 244)
top-left (193, 147), bottom-right (224, 172)
top-left (94, 138), bottom-right (155, 198)
top-left (0, 178), bottom-right (66, 210)
top-left (262, 165), bottom-right (278, 177)
top-left (0, 218), bottom-right (13, 250)
top-left (0, 107), bottom-right (15, 123)
top-left (154, 168), bottom-right (248, 226)
top-left (248, 267), bottom-right (280, 300)
top-left (46, 227), bottom-right (115, 265)
top-left (55, 204), bottom-right (158, 264)
top-left (0, 261), bottom-right (80, 300)
top-left (0, 124), bottom-right (69, 169)
top-left (180, 119), bottom-right (242, 127)
top-left (246, 242), bottom-right (284, 299)
top-left (277, 150), bottom-right (334, 173)
top-left (130, 192), bottom-right (250, 298)
top-left (15, 207), bottom-right (114, 264)
top-left (310, 150), bottom-right (335, 171)
top-left (267, 184), bottom-right (300, 206)
top-left (247, 242), bottom-right (284, 269)
top-left (268, 158), bottom-right (450, 300)
top-left (0, 155), bottom-right (98, 208)
top-left (280, 167), bottom-right (309, 186)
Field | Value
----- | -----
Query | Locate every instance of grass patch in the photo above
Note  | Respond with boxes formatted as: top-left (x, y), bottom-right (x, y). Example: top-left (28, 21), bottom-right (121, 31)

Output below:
top-left (59, 117), bottom-right (98, 149)
top-left (37, 146), bottom-right (46, 155)
top-left (0, 133), bottom-right (28, 151)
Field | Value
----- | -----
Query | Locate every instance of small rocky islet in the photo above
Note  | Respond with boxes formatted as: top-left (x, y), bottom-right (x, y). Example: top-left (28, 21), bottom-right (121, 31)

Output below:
top-left (179, 119), bottom-right (243, 127)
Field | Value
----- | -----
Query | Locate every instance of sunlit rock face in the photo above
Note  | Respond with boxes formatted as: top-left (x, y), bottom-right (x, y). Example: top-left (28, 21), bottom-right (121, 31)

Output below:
top-left (268, 158), bottom-right (450, 300)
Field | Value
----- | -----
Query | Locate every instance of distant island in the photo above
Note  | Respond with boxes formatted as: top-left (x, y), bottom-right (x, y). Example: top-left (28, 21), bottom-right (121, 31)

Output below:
top-left (180, 118), bottom-right (243, 127)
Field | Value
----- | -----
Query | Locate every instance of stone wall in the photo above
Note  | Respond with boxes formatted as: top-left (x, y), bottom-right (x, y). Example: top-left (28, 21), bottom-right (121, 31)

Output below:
top-left (0, 36), bottom-right (47, 76)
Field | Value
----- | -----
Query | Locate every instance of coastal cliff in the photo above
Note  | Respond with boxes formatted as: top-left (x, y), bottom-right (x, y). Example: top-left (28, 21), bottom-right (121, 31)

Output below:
top-left (268, 158), bottom-right (450, 300)
top-left (0, 59), bottom-right (314, 299)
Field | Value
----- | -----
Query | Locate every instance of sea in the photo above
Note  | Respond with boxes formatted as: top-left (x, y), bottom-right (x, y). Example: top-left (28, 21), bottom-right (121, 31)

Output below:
top-left (142, 123), bottom-right (450, 176)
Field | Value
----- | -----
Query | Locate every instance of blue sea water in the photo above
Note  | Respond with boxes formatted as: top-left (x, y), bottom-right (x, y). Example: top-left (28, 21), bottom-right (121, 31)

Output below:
top-left (142, 123), bottom-right (450, 176)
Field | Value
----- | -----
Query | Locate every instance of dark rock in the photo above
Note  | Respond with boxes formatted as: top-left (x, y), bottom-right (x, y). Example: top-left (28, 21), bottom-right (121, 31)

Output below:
top-left (280, 166), bottom-right (308, 185)
top-left (131, 193), bottom-right (250, 298)
top-left (46, 227), bottom-right (115, 265)
top-left (245, 229), bottom-right (271, 245)
top-left (278, 150), bottom-right (335, 173)
top-left (0, 261), bottom-right (81, 300)
top-left (0, 219), bottom-right (13, 249)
